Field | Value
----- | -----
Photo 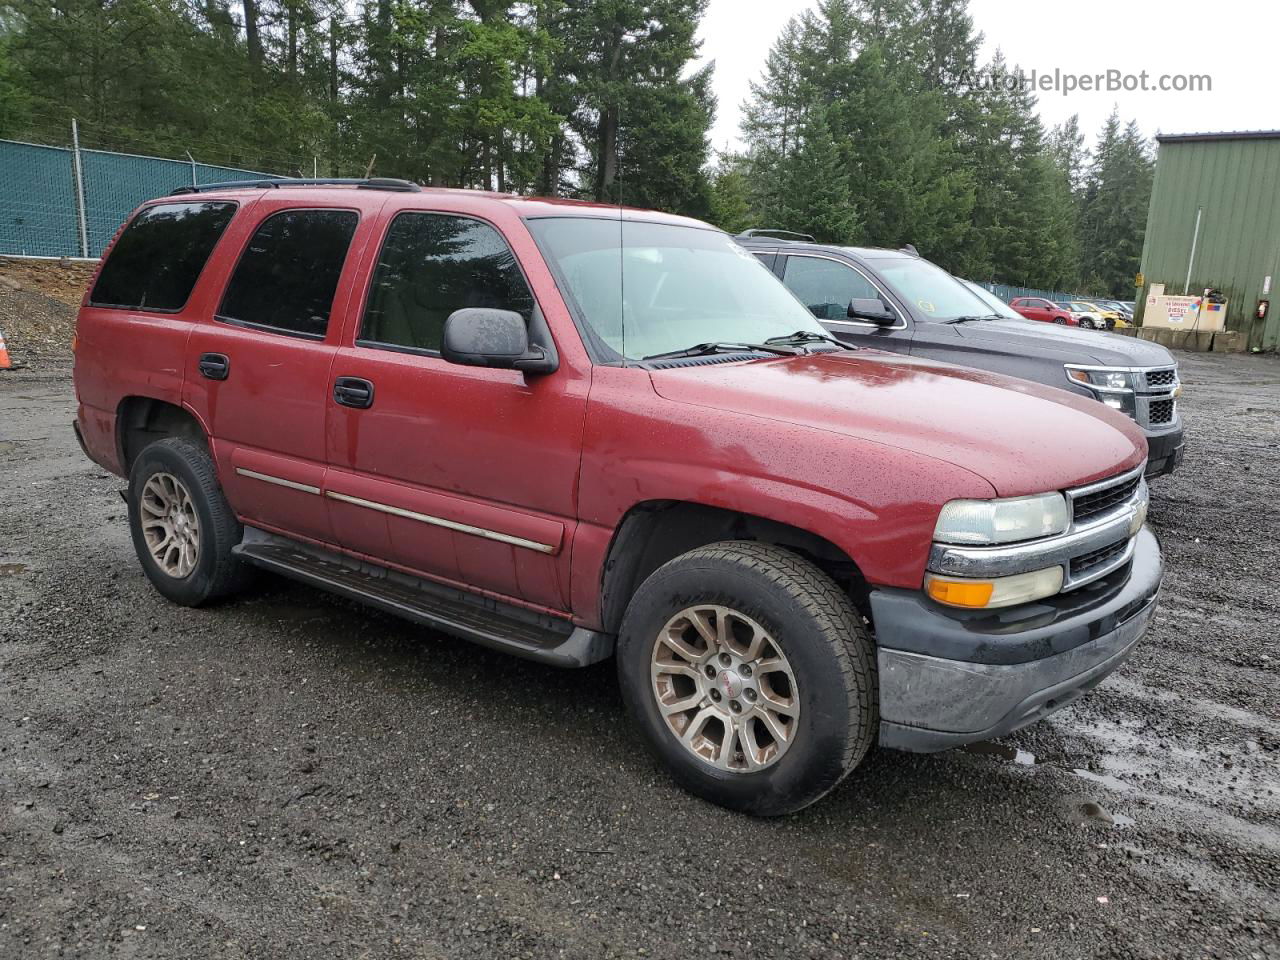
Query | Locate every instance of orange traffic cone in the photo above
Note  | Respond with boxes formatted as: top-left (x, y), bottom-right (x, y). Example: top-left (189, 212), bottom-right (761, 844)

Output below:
top-left (0, 328), bottom-right (11, 370)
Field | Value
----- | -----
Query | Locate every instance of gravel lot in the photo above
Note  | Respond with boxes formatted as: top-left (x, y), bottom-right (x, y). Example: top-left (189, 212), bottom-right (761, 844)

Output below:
top-left (1, 350), bottom-right (1278, 959)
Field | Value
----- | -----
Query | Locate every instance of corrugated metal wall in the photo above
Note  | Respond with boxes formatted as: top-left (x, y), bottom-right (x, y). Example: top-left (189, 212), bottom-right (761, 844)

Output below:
top-left (1139, 136), bottom-right (1280, 351)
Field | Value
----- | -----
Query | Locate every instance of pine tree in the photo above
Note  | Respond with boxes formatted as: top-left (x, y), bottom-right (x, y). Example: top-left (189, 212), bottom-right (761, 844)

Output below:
top-left (707, 153), bottom-right (754, 235)
top-left (1079, 112), bottom-right (1153, 296)
top-left (767, 107), bottom-right (860, 244)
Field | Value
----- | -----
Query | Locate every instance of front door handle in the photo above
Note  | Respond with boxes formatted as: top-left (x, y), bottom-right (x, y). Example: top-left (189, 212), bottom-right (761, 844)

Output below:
top-left (334, 376), bottom-right (375, 409)
top-left (198, 353), bottom-right (230, 380)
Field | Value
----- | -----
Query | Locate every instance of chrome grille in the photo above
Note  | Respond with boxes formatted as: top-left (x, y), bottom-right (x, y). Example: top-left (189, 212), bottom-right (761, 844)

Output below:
top-left (1072, 474), bottom-right (1142, 524)
top-left (1143, 368), bottom-right (1177, 388)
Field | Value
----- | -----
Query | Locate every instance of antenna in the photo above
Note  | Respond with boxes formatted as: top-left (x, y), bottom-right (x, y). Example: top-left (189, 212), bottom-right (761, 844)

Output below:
top-left (617, 98), bottom-right (625, 364)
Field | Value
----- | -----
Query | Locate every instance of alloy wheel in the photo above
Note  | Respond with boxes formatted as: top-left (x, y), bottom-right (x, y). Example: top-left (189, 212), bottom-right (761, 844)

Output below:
top-left (650, 604), bottom-right (800, 772)
top-left (139, 472), bottom-right (201, 578)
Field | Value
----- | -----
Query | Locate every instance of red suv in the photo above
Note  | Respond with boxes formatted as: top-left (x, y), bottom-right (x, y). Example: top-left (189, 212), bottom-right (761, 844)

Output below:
top-left (73, 180), bottom-right (1162, 815)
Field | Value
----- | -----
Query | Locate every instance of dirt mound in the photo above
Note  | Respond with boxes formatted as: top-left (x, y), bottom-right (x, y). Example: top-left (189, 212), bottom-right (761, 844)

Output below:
top-left (0, 257), bottom-right (94, 364)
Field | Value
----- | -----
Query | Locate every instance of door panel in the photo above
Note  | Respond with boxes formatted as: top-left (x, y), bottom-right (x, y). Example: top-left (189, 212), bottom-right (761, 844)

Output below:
top-left (184, 199), bottom-right (373, 545)
top-left (324, 210), bottom-right (587, 612)
top-left (325, 349), bottom-right (584, 610)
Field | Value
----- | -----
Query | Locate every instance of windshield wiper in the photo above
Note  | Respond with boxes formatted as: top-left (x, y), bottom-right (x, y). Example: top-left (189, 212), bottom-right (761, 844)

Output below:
top-left (641, 341), bottom-right (801, 361)
top-left (764, 330), bottom-right (853, 350)
top-left (943, 314), bottom-right (1003, 324)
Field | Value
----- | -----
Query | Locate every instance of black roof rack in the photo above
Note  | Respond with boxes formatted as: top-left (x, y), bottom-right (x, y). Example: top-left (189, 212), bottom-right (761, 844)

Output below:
top-left (171, 177), bottom-right (421, 196)
top-left (737, 228), bottom-right (816, 242)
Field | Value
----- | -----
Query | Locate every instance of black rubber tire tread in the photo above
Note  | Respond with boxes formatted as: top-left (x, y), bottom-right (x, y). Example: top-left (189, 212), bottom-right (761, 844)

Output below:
top-left (617, 540), bottom-right (877, 816)
top-left (127, 437), bottom-right (251, 606)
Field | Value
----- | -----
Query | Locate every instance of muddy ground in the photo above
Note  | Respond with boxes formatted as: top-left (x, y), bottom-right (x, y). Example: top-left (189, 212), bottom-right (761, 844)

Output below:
top-left (1, 343), bottom-right (1278, 959)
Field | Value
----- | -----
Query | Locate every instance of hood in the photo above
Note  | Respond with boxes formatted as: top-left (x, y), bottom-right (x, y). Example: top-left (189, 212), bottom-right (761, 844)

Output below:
top-left (955, 318), bottom-right (1176, 367)
top-left (648, 350), bottom-right (1148, 498)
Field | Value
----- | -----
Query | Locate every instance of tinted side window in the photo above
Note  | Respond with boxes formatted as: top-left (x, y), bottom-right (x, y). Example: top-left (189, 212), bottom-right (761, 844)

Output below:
top-left (90, 201), bottom-right (237, 311)
top-left (751, 251), bottom-right (777, 272)
top-left (360, 213), bottom-right (534, 352)
top-left (782, 256), bottom-right (881, 321)
top-left (218, 209), bottom-right (358, 338)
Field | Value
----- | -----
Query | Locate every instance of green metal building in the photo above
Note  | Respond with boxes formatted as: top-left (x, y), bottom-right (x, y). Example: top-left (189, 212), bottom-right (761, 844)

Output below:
top-left (1139, 130), bottom-right (1280, 351)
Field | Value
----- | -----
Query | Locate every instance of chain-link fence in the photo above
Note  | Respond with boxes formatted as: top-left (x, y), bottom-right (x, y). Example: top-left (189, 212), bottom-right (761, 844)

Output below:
top-left (1, 132), bottom-right (280, 258)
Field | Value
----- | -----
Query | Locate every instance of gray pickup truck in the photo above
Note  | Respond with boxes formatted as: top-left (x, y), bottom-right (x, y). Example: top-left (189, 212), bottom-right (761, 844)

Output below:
top-left (736, 234), bottom-right (1184, 478)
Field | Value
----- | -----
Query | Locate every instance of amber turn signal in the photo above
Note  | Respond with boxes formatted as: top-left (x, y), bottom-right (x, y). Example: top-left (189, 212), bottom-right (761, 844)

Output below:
top-left (924, 577), bottom-right (995, 608)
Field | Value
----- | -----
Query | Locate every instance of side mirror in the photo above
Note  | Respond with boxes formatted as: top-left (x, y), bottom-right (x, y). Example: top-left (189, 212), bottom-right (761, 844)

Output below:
top-left (848, 298), bottom-right (896, 326)
top-left (441, 308), bottom-right (557, 374)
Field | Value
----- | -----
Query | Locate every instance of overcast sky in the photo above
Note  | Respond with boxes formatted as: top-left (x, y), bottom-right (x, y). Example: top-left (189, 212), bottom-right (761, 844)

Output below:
top-left (696, 0), bottom-right (1278, 154)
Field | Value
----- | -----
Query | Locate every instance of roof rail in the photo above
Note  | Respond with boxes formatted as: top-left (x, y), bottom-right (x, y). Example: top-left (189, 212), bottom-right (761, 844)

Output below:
top-left (171, 177), bottom-right (421, 196)
top-left (737, 228), bottom-right (816, 242)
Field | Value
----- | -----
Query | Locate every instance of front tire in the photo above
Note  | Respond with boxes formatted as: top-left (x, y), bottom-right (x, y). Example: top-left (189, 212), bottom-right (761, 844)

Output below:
top-left (127, 437), bottom-right (250, 606)
top-left (616, 541), bottom-right (877, 816)
top-left (1053, 316), bottom-right (1068, 325)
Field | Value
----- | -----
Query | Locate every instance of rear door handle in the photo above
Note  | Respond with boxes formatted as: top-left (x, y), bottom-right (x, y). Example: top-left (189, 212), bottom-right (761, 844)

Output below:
top-left (198, 353), bottom-right (230, 380)
top-left (334, 376), bottom-right (375, 409)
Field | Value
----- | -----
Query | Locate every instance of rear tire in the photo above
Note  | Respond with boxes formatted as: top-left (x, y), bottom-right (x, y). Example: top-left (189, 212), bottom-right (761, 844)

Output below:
top-left (127, 437), bottom-right (251, 606)
top-left (616, 541), bottom-right (877, 816)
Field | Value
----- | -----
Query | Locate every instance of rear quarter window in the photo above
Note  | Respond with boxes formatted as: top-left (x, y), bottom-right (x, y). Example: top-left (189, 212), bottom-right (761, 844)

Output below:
top-left (217, 208), bottom-right (359, 339)
top-left (89, 201), bottom-right (238, 311)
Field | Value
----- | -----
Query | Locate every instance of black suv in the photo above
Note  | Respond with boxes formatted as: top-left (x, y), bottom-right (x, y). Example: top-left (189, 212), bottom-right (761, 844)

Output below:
top-left (736, 233), bottom-right (1185, 478)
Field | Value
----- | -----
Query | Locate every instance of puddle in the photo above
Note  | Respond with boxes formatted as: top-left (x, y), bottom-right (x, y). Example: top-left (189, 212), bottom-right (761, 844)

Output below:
top-left (0, 563), bottom-right (28, 577)
top-left (963, 741), bottom-right (1037, 765)
top-left (1080, 801), bottom-right (1136, 828)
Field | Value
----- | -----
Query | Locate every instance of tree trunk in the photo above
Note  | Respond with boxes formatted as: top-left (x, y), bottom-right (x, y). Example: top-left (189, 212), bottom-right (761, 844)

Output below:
top-left (329, 15), bottom-right (340, 176)
top-left (593, 40), bottom-right (623, 202)
top-left (594, 104), bottom-right (619, 202)
top-left (287, 2), bottom-right (298, 79)
top-left (243, 0), bottom-right (263, 70)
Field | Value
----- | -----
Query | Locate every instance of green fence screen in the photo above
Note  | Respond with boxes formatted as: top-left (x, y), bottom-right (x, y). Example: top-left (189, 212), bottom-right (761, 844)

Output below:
top-left (1, 138), bottom-right (279, 258)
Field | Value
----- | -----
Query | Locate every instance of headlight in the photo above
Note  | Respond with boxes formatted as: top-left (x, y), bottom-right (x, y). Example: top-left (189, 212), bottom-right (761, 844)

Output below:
top-left (933, 493), bottom-right (1069, 545)
top-left (1065, 366), bottom-right (1133, 393)
top-left (925, 567), bottom-right (1064, 609)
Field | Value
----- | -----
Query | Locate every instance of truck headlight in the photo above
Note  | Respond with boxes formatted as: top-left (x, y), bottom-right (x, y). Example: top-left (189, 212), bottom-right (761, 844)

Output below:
top-left (933, 492), bottom-right (1069, 545)
top-left (1065, 366), bottom-right (1134, 392)
top-left (925, 567), bottom-right (1064, 609)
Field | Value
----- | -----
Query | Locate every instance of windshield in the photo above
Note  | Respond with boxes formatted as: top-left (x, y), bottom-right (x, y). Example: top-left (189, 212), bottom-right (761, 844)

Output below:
top-left (871, 256), bottom-right (998, 322)
top-left (526, 217), bottom-right (824, 361)
top-left (960, 280), bottom-right (1025, 320)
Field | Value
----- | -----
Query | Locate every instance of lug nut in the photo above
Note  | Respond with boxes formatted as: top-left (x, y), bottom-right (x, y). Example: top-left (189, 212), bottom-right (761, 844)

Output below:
top-left (705, 664), bottom-right (717, 679)
top-left (729, 700), bottom-right (742, 713)
top-left (744, 689), bottom-right (757, 702)
top-left (739, 664), bottom-right (753, 678)
top-left (710, 689), bottom-right (722, 702)
top-left (719, 653), bottom-right (732, 666)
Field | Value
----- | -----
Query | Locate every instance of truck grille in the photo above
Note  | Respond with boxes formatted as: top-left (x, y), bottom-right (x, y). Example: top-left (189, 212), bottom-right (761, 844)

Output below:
top-left (1070, 538), bottom-right (1129, 579)
top-left (1143, 368), bottom-right (1177, 388)
top-left (1148, 398), bottom-right (1176, 424)
top-left (1072, 474), bottom-right (1142, 524)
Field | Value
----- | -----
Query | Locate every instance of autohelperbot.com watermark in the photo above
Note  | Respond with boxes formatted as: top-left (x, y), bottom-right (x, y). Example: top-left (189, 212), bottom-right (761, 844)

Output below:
top-left (960, 67), bottom-right (1212, 97)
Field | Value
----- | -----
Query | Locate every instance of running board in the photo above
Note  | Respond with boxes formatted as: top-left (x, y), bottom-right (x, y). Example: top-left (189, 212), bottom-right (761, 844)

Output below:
top-left (233, 529), bottom-right (612, 668)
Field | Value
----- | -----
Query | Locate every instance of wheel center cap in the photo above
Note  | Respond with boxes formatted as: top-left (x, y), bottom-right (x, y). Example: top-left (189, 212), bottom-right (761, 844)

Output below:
top-left (716, 670), bottom-right (743, 699)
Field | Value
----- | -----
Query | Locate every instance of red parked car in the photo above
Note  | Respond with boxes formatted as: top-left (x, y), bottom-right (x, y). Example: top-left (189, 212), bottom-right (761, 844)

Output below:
top-left (73, 180), bottom-right (1161, 814)
top-left (1009, 296), bottom-right (1078, 325)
